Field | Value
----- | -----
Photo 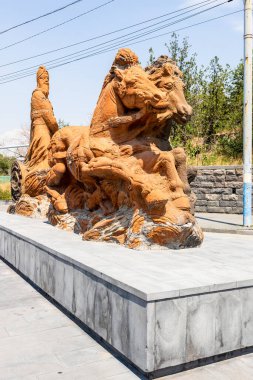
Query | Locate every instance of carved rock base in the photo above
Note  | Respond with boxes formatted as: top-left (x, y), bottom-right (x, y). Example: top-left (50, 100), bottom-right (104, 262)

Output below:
top-left (10, 194), bottom-right (50, 219)
top-left (48, 206), bottom-right (203, 250)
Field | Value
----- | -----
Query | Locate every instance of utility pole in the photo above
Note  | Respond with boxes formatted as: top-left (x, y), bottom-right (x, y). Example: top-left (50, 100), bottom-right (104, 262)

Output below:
top-left (243, 0), bottom-right (252, 227)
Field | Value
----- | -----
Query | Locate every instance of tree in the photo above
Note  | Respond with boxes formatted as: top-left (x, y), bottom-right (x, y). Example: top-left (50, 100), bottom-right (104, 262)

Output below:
top-left (165, 33), bottom-right (205, 150)
top-left (0, 154), bottom-right (15, 175)
top-left (147, 47), bottom-right (156, 65)
top-left (147, 33), bottom-right (246, 164)
top-left (218, 61), bottom-right (244, 157)
top-left (58, 119), bottom-right (70, 129)
top-left (201, 56), bottom-right (230, 145)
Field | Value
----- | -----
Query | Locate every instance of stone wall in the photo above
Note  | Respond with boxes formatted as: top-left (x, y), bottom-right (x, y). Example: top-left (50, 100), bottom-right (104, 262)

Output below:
top-left (191, 166), bottom-right (253, 214)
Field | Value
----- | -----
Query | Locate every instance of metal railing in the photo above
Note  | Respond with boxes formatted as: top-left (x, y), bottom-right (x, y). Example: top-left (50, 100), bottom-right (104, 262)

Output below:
top-left (0, 145), bottom-right (29, 149)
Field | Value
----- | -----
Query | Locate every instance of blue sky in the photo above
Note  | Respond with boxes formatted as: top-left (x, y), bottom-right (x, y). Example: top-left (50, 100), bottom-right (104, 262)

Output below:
top-left (0, 0), bottom-right (244, 142)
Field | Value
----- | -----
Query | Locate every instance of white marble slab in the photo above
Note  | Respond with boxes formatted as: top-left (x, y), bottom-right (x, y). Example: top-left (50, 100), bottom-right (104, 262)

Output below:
top-left (1, 212), bottom-right (253, 301)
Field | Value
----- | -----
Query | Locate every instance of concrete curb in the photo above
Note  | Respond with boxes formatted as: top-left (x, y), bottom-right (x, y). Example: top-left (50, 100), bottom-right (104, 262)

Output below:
top-left (202, 227), bottom-right (253, 235)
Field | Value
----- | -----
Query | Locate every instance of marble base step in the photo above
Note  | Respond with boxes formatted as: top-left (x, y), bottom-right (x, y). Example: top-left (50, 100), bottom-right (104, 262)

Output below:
top-left (1, 212), bottom-right (253, 377)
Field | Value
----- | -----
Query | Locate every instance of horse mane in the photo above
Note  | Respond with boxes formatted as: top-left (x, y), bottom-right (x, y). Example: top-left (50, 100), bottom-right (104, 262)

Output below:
top-left (99, 48), bottom-right (140, 97)
top-left (145, 55), bottom-right (176, 75)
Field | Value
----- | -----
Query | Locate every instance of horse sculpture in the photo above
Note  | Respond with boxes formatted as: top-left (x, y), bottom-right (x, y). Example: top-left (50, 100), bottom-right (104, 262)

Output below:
top-left (11, 48), bottom-right (203, 249)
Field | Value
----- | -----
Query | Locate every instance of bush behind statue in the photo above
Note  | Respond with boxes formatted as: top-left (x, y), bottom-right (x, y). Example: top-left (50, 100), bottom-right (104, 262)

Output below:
top-left (149, 33), bottom-right (246, 165)
top-left (0, 183), bottom-right (11, 200)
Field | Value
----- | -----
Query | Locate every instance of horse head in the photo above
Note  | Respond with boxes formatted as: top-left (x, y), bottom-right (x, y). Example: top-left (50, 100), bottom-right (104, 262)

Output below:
top-left (113, 65), bottom-right (169, 113)
top-left (147, 56), bottom-right (192, 124)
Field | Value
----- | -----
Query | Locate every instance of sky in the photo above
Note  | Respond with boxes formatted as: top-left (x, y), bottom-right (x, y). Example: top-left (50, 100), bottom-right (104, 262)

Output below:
top-left (0, 0), bottom-right (244, 144)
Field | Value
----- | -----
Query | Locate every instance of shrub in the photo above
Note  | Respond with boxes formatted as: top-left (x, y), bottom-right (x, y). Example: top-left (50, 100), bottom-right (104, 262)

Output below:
top-left (0, 183), bottom-right (11, 200)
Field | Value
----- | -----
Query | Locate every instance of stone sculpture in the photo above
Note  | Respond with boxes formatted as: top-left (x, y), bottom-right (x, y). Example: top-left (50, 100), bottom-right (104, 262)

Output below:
top-left (11, 66), bottom-right (58, 202)
top-left (11, 48), bottom-right (203, 249)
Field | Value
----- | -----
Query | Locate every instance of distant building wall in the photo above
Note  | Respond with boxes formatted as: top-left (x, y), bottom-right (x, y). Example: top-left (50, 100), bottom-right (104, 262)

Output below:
top-left (191, 166), bottom-right (253, 214)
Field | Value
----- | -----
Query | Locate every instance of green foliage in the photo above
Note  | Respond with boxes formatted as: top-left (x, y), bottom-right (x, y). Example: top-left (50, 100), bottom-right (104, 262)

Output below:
top-left (0, 154), bottom-right (15, 175)
top-left (147, 47), bottom-right (156, 65)
top-left (58, 119), bottom-right (70, 129)
top-left (165, 33), bottom-right (205, 147)
top-left (218, 60), bottom-right (244, 158)
top-left (0, 188), bottom-right (11, 200)
top-left (149, 34), bottom-right (246, 165)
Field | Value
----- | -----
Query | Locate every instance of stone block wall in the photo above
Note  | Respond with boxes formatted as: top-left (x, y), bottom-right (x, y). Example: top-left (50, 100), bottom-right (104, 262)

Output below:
top-left (191, 166), bottom-right (253, 214)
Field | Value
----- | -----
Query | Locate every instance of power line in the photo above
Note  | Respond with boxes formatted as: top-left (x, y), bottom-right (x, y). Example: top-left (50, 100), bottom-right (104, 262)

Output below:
top-left (0, 0), bottom-right (230, 79)
top-left (0, 0), bottom-right (115, 51)
top-left (0, 9), bottom-right (241, 85)
top-left (0, 0), bottom-right (218, 61)
top-left (1, 9), bottom-right (242, 85)
top-left (0, 0), bottom-right (84, 35)
top-left (43, 9), bottom-right (245, 72)
top-left (0, 1), bottom-right (233, 82)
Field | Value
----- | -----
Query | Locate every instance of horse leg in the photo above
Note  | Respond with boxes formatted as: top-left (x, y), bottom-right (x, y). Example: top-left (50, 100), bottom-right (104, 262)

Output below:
top-left (171, 147), bottom-right (198, 213)
top-left (171, 147), bottom-right (191, 195)
top-left (150, 151), bottom-right (184, 193)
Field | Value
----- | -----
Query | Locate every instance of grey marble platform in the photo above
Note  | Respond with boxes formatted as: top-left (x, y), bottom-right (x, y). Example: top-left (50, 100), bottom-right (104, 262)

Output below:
top-left (1, 212), bottom-right (253, 377)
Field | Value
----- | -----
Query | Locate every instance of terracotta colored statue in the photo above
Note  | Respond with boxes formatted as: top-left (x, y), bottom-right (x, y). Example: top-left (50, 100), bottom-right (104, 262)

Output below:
top-left (11, 66), bottom-right (58, 201)
top-left (26, 66), bottom-right (58, 170)
top-left (11, 49), bottom-right (203, 249)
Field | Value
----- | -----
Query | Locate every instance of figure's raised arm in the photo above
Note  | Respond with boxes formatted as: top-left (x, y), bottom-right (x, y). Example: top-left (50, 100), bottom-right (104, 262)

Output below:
top-left (107, 108), bottom-right (146, 129)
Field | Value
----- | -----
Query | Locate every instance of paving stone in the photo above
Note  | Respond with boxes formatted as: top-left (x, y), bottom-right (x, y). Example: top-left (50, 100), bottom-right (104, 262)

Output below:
top-left (37, 357), bottom-right (131, 380)
top-left (196, 213), bottom-right (253, 235)
top-left (56, 346), bottom-right (112, 368)
top-left (0, 261), bottom-right (137, 380)
top-left (106, 373), bottom-right (140, 380)
top-left (163, 354), bottom-right (253, 380)
top-left (0, 327), bottom-right (9, 338)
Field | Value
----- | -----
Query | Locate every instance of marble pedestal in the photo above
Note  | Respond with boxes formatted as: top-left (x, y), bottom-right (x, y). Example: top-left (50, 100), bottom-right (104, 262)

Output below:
top-left (1, 213), bottom-right (253, 377)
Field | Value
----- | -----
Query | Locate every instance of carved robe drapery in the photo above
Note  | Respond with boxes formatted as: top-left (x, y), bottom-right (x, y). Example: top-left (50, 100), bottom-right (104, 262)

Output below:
top-left (25, 88), bottom-right (58, 171)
